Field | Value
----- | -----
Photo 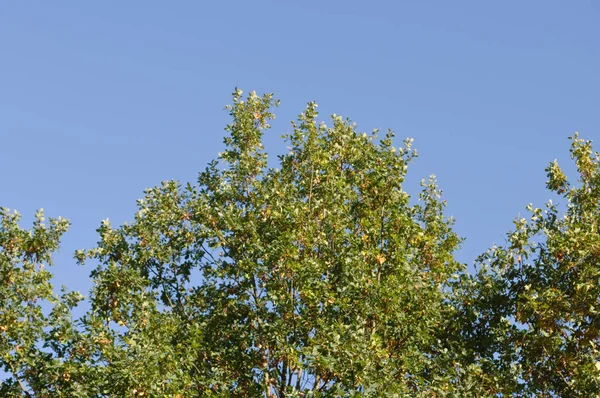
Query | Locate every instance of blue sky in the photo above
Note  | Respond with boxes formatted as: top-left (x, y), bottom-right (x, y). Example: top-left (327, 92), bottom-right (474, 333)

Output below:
top-left (1, 1), bottom-right (599, 293)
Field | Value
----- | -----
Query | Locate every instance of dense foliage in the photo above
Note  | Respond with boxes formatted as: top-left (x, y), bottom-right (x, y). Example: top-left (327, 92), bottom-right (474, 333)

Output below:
top-left (1, 91), bottom-right (599, 396)
top-left (453, 133), bottom-right (600, 397)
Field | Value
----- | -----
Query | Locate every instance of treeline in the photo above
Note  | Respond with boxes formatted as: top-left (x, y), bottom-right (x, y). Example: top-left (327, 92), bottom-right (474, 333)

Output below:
top-left (2, 90), bottom-right (599, 397)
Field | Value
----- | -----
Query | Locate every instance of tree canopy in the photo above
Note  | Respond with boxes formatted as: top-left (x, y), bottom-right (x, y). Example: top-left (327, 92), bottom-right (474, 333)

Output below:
top-left (2, 90), bottom-right (599, 397)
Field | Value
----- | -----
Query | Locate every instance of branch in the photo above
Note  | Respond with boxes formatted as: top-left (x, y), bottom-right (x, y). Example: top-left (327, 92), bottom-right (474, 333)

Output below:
top-left (8, 361), bottom-right (32, 397)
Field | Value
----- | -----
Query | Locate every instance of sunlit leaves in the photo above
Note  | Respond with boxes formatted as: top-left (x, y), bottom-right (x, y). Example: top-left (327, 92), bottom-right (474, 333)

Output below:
top-left (3, 91), bottom-right (596, 397)
top-left (461, 134), bottom-right (600, 396)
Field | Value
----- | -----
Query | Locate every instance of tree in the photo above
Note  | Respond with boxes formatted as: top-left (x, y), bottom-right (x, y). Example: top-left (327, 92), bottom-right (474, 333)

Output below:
top-left (455, 133), bottom-right (600, 396)
top-left (1, 90), bottom-right (473, 396)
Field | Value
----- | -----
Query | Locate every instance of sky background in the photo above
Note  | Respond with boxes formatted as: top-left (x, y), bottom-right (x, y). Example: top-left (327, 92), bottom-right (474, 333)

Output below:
top-left (1, 1), bottom-right (599, 294)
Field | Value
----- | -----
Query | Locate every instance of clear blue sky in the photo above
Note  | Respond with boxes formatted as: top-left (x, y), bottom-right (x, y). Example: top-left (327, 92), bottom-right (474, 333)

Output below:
top-left (1, 1), bottom-right (599, 293)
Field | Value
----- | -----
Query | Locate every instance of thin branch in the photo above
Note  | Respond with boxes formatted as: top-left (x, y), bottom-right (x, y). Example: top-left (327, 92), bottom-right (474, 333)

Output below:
top-left (8, 360), bottom-right (32, 397)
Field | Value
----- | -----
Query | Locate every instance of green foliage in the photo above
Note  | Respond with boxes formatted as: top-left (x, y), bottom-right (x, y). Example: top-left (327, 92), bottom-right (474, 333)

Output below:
top-left (2, 91), bottom-right (599, 397)
top-left (455, 133), bottom-right (600, 396)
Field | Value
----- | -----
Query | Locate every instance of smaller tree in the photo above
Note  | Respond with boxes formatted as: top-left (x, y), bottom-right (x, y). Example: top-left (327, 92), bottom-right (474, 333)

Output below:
top-left (0, 208), bottom-right (87, 396)
top-left (458, 134), bottom-right (600, 396)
